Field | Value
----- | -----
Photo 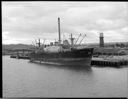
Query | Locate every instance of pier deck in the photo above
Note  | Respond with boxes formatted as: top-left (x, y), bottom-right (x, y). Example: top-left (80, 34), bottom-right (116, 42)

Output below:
top-left (91, 55), bottom-right (128, 67)
top-left (10, 55), bottom-right (30, 59)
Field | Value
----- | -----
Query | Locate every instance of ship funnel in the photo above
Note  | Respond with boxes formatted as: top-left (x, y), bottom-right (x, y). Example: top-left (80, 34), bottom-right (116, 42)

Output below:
top-left (58, 17), bottom-right (61, 45)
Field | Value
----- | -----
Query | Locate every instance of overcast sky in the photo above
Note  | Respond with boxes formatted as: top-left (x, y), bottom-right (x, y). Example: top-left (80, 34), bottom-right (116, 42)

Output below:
top-left (2, 2), bottom-right (128, 44)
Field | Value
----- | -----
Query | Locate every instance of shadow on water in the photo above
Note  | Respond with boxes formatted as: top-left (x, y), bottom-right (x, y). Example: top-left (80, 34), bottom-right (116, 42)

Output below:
top-left (29, 61), bottom-right (92, 73)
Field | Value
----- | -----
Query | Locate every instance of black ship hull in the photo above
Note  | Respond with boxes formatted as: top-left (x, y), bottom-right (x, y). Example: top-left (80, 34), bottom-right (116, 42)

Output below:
top-left (29, 48), bottom-right (93, 66)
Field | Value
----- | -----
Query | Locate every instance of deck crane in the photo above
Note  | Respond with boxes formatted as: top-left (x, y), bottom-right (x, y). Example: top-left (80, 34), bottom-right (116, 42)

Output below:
top-left (74, 33), bottom-right (81, 45)
top-left (79, 34), bottom-right (86, 45)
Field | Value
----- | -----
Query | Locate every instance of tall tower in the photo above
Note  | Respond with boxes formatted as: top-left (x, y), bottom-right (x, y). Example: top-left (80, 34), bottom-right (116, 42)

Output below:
top-left (99, 33), bottom-right (104, 47)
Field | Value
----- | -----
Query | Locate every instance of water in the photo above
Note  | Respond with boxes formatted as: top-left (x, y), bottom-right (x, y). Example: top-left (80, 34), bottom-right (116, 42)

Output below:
top-left (3, 56), bottom-right (128, 97)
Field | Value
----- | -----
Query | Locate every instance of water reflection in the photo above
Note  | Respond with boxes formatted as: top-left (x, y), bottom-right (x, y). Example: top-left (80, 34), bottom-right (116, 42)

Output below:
top-left (29, 61), bottom-right (92, 73)
top-left (3, 56), bottom-right (127, 97)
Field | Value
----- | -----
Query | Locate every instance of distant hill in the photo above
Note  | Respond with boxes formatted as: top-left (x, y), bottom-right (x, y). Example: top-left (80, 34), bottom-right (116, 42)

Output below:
top-left (2, 42), bottom-right (128, 55)
top-left (2, 44), bottom-right (34, 51)
top-left (2, 42), bottom-right (128, 50)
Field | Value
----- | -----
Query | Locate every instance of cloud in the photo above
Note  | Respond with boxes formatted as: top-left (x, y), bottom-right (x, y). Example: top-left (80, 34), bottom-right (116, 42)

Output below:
top-left (2, 31), bottom-right (21, 44)
top-left (2, 2), bottom-right (128, 44)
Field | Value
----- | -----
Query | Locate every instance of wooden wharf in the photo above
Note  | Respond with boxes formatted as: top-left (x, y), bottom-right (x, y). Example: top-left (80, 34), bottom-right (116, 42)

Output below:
top-left (91, 55), bottom-right (128, 67)
top-left (10, 49), bottom-right (33, 59)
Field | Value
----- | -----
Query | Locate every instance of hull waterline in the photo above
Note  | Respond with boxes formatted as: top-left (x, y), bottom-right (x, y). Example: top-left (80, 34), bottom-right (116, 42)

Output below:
top-left (29, 48), bottom-right (93, 66)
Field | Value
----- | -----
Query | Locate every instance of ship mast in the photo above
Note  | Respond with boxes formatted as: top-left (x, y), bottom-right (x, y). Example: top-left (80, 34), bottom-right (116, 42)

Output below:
top-left (37, 38), bottom-right (41, 47)
top-left (58, 17), bottom-right (61, 45)
top-left (70, 33), bottom-right (75, 47)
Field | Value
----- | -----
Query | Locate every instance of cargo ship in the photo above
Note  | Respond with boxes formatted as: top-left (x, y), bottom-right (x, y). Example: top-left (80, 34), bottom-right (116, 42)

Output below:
top-left (29, 18), bottom-right (93, 66)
